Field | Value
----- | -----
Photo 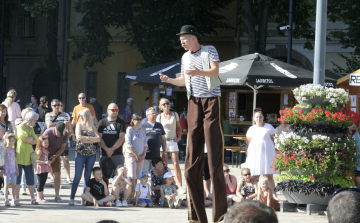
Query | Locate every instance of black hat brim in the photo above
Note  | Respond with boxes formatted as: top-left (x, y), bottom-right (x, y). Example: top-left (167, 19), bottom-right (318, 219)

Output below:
top-left (176, 32), bottom-right (200, 36)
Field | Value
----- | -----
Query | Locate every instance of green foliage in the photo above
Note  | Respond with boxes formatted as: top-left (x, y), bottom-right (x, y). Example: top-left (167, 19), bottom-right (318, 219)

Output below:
top-left (22, 0), bottom-right (57, 18)
top-left (328, 0), bottom-right (360, 74)
top-left (71, 0), bottom-right (234, 69)
top-left (276, 173), bottom-right (355, 188)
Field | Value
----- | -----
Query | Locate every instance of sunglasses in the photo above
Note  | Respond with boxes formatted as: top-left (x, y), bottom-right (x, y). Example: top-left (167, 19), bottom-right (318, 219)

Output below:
top-left (133, 118), bottom-right (142, 121)
top-left (78, 97), bottom-right (85, 99)
top-left (52, 104), bottom-right (60, 107)
top-left (224, 169), bottom-right (230, 173)
top-left (162, 102), bottom-right (170, 106)
top-left (108, 109), bottom-right (119, 112)
top-left (242, 173), bottom-right (251, 176)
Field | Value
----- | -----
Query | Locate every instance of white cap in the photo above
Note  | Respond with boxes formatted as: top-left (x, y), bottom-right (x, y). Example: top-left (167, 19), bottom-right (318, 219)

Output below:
top-left (127, 98), bottom-right (134, 103)
top-left (164, 172), bottom-right (174, 179)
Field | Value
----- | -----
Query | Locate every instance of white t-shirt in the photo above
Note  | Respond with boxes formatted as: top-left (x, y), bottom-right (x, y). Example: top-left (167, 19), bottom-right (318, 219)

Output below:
top-left (135, 182), bottom-right (151, 199)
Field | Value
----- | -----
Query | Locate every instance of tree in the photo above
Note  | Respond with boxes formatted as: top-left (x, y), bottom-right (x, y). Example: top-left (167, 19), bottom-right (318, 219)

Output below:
top-left (71, 0), bottom-right (234, 69)
top-left (23, 0), bottom-right (61, 95)
top-left (328, 0), bottom-right (360, 74)
top-left (238, 0), bottom-right (316, 55)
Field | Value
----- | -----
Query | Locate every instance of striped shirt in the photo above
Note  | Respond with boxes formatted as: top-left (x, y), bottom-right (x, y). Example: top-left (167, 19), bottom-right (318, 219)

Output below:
top-left (45, 112), bottom-right (70, 124)
top-left (181, 45), bottom-right (221, 98)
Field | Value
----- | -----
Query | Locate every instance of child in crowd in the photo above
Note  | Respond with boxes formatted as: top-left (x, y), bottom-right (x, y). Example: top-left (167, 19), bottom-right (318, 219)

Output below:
top-left (233, 168), bottom-right (258, 203)
top-left (81, 167), bottom-right (115, 207)
top-left (112, 166), bottom-right (132, 207)
top-left (159, 172), bottom-right (182, 208)
top-left (257, 176), bottom-right (280, 210)
top-left (35, 135), bottom-right (52, 202)
top-left (135, 171), bottom-right (153, 207)
top-left (3, 133), bottom-right (19, 206)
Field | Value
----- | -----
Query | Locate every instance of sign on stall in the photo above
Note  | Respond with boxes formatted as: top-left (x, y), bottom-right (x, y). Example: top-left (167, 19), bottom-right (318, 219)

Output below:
top-left (349, 69), bottom-right (360, 86)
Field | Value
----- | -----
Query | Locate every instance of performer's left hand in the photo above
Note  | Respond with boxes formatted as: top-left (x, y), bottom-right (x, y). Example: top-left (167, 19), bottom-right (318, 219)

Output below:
top-left (185, 65), bottom-right (201, 76)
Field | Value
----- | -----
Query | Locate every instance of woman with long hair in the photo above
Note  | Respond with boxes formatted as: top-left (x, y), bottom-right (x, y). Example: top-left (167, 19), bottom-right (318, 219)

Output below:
top-left (156, 98), bottom-right (185, 194)
top-left (14, 111), bottom-right (39, 205)
top-left (2, 89), bottom-right (21, 130)
top-left (69, 109), bottom-right (100, 206)
top-left (37, 96), bottom-right (51, 132)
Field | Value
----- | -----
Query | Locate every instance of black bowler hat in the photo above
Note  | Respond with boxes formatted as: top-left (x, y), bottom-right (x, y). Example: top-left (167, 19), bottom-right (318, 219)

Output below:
top-left (177, 25), bottom-right (199, 36)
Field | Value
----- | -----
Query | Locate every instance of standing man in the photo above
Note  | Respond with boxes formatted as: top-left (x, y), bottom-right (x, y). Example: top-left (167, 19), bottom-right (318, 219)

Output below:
top-left (45, 99), bottom-right (73, 183)
top-left (90, 97), bottom-right (103, 123)
top-left (43, 122), bottom-right (69, 202)
top-left (71, 93), bottom-right (98, 128)
top-left (159, 25), bottom-right (227, 223)
top-left (98, 103), bottom-right (126, 169)
top-left (140, 107), bottom-right (167, 172)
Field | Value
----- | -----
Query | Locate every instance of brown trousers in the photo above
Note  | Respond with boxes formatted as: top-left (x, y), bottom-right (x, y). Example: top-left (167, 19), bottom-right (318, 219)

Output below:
top-left (185, 96), bottom-right (227, 223)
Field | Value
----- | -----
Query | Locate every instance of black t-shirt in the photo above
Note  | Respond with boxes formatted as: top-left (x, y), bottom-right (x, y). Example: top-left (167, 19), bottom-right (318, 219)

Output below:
top-left (97, 117), bottom-right (127, 156)
top-left (140, 122), bottom-right (165, 160)
top-left (38, 107), bottom-right (51, 122)
top-left (87, 178), bottom-right (107, 197)
top-left (91, 102), bottom-right (103, 122)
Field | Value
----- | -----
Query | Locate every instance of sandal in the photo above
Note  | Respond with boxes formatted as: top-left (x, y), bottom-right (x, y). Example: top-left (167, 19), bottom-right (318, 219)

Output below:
top-left (31, 199), bottom-right (39, 205)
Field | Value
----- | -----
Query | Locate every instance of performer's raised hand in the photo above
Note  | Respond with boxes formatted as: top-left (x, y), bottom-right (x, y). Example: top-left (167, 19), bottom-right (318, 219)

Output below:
top-left (159, 73), bottom-right (170, 83)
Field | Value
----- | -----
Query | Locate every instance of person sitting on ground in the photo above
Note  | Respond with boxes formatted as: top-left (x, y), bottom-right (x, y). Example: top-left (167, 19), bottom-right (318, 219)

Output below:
top-left (150, 157), bottom-right (170, 204)
top-left (327, 190), bottom-right (360, 223)
top-left (81, 167), bottom-right (115, 207)
top-left (224, 200), bottom-right (278, 223)
top-left (257, 176), bottom-right (280, 210)
top-left (112, 166), bottom-right (132, 207)
top-left (233, 168), bottom-right (258, 203)
top-left (208, 164), bottom-right (237, 205)
top-left (159, 172), bottom-right (182, 209)
top-left (135, 171), bottom-right (153, 207)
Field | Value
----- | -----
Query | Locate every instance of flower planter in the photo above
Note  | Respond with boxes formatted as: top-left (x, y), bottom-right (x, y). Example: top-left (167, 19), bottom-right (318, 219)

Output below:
top-left (308, 121), bottom-right (328, 128)
top-left (300, 97), bottom-right (330, 107)
top-left (289, 192), bottom-right (331, 205)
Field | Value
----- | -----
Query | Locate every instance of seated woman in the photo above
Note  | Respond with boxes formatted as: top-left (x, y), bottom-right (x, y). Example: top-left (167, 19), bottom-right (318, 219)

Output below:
top-left (257, 176), bottom-right (280, 210)
top-left (233, 168), bottom-right (258, 202)
top-left (112, 166), bottom-right (132, 207)
top-left (150, 157), bottom-right (170, 204)
top-left (81, 167), bottom-right (115, 207)
top-left (208, 164), bottom-right (237, 204)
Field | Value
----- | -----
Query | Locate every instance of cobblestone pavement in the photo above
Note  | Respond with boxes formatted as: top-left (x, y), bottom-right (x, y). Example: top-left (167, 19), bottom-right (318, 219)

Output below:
top-left (0, 147), bottom-right (328, 223)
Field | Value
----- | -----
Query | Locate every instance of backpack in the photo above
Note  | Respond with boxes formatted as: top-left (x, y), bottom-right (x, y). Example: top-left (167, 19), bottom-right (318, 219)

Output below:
top-left (101, 157), bottom-right (116, 179)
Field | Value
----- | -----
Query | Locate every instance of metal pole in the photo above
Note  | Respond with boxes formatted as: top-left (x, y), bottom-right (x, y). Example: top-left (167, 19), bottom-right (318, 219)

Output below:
top-left (313, 0), bottom-right (328, 86)
top-left (0, 0), bottom-right (5, 100)
top-left (287, 0), bottom-right (294, 64)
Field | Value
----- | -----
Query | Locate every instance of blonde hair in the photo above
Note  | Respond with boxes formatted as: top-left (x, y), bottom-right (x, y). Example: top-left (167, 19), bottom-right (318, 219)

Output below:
top-left (257, 176), bottom-right (270, 200)
top-left (4, 133), bottom-right (15, 147)
top-left (241, 168), bottom-right (251, 175)
top-left (4, 90), bottom-right (16, 108)
top-left (77, 109), bottom-right (97, 132)
top-left (116, 166), bottom-right (127, 176)
top-left (21, 107), bottom-right (34, 119)
top-left (223, 164), bottom-right (229, 169)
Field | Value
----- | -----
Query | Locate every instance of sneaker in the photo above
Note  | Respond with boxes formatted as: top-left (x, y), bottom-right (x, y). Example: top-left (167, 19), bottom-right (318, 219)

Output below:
top-left (54, 196), bottom-right (63, 203)
top-left (178, 186), bottom-right (186, 194)
top-left (21, 188), bottom-right (27, 195)
top-left (0, 191), bottom-right (4, 195)
top-left (103, 201), bottom-right (112, 207)
top-left (4, 200), bottom-right (10, 206)
top-left (31, 199), bottom-right (39, 205)
top-left (175, 198), bottom-right (183, 209)
top-left (168, 198), bottom-right (175, 209)
top-left (69, 199), bottom-right (74, 206)
top-left (122, 200), bottom-right (128, 207)
top-left (13, 199), bottom-right (20, 206)
top-left (82, 200), bottom-right (87, 206)
top-left (115, 200), bottom-right (122, 207)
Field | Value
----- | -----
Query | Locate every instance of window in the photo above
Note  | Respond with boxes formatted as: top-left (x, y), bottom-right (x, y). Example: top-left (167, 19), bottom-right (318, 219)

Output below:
top-left (117, 72), bottom-right (130, 113)
top-left (86, 72), bottom-right (97, 102)
top-left (237, 93), bottom-right (247, 111)
top-left (16, 14), bottom-right (35, 37)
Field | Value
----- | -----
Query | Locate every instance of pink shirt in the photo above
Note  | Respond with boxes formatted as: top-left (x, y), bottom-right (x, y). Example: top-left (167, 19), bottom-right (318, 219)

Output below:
top-left (2, 102), bottom-right (21, 130)
top-left (36, 149), bottom-right (52, 174)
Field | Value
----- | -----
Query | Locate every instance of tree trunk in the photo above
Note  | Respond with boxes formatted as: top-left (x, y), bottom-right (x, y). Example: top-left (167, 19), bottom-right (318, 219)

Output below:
top-left (46, 4), bottom-right (61, 98)
top-left (257, 0), bottom-right (271, 54)
top-left (241, 0), bottom-right (257, 53)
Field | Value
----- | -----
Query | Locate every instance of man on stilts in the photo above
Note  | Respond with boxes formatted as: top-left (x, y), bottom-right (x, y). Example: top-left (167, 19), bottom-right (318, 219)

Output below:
top-left (160, 25), bottom-right (227, 223)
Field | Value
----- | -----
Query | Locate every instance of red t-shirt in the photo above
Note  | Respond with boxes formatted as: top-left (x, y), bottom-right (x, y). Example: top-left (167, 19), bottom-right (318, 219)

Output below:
top-left (179, 118), bottom-right (188, 139)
